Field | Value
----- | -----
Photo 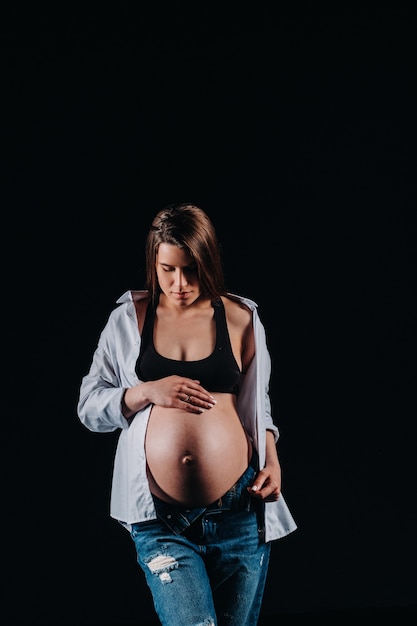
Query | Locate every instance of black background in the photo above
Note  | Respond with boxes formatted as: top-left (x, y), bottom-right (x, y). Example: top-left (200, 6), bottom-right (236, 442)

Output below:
top-left (3, 4), bottom-right (416, 625)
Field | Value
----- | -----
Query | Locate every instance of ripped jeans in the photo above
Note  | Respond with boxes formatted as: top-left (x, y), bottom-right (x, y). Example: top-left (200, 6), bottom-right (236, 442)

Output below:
top-left (130, 453), bottom-right (271, 626)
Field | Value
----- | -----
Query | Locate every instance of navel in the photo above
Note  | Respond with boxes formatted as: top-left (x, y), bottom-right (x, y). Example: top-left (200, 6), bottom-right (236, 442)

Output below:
top-left (181, 454), bottom-right (195, 466)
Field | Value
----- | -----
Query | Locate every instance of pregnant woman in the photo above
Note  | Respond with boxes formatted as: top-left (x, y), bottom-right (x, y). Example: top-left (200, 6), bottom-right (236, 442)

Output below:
top-left (77, 202), bottom-right (297, 626)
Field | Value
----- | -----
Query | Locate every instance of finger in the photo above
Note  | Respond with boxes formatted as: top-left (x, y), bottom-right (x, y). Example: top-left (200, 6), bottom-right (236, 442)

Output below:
top-left (178, 393), bottom-right (202, 413)
top-left (182, 380), bottom-right (215, 399)
top-left (247, 486), bottom-right (279, 501)
top-left (181, 389), bottom-right (216, 409)
top-left (248, 474), bottom-right (266, 493)
top-left (264, 490), bottom-right (281, 502)
top-left (188, 390), bottom-right (217, 406)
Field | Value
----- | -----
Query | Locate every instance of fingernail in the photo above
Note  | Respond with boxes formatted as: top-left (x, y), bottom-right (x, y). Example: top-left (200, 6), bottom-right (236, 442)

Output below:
top-left (251, 485), bottom-right (259, 492)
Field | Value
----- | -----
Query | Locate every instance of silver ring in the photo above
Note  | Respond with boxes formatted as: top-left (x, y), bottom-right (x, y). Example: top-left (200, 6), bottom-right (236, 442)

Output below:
top-left (185, 394), bottom-right (191, 403)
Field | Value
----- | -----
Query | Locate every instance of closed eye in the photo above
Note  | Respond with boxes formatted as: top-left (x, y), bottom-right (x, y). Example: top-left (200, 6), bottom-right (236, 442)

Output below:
top-left (161, 264), bottom-right (197, 273)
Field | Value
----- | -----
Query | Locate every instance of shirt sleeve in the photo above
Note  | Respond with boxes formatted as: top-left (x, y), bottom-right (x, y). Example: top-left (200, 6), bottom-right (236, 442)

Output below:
top-left (77, 312), bottom-right (132, 433)
top-left (258, 320), bottom-right (279, 443)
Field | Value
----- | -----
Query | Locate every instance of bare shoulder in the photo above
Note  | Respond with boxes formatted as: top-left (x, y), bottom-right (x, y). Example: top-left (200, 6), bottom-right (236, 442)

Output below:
top-left (221, 295), bottom-right (253, 328)
top-left (222, 295), bottom-right (255, 371)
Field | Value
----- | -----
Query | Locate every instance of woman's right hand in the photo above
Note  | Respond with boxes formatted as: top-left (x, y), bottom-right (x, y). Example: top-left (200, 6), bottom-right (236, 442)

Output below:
top-left (122, 375), bottom-right (216, 418)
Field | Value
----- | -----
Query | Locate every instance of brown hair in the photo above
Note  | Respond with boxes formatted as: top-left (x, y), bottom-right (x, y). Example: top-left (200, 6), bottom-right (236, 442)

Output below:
top-left (145, 203), bottom-right (226, 304)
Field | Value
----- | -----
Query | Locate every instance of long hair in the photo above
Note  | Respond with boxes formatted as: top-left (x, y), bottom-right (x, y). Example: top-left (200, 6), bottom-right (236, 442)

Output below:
top-left (145, 203), bottom-right (226, 305)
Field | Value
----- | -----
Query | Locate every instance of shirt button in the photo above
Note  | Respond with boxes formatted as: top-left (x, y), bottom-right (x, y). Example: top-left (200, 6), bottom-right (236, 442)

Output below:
top-left (167, 514), bottom-right (172, 519)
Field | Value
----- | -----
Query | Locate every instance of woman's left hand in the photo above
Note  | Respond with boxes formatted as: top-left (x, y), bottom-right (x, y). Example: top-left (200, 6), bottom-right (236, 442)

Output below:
top-left (247, 463), bottom-right (281, 502)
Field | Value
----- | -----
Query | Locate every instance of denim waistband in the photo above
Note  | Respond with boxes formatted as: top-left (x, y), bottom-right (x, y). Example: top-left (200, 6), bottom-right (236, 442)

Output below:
top-left (152, 448), bottom-right (259, 535)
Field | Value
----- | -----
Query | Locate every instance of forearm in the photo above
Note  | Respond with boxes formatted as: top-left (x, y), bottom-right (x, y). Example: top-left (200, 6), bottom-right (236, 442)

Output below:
top-left (248, 430), bottom-right (282, 499)
top-left (77, 383), bottom-right (129, 432)
top-left (122, 383), bottom-right (152, 418)
top-left (265, 429), bottom-right (281, 470)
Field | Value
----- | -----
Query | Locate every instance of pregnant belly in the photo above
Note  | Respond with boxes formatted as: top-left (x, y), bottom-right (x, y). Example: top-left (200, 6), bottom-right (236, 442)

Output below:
top-left (145, 396), bottom-right (252, 507)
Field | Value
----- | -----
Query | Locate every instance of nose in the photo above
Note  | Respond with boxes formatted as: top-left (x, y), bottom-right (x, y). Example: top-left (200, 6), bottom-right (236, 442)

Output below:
top-left (175, 269), bottom-right (188, 291)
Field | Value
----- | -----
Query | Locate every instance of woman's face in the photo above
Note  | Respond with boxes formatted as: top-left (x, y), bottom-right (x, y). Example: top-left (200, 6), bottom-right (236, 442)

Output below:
top-left (156, 243), bottom-right (202, 307)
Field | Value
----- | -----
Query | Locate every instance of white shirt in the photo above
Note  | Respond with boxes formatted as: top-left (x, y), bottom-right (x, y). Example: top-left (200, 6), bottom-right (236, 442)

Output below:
top-left (77, 290), bottom-right (297, 542)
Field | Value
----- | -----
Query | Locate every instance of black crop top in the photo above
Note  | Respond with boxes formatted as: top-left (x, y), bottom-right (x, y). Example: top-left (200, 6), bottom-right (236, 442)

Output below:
top-left (136, 298), bottom-right (242, 395)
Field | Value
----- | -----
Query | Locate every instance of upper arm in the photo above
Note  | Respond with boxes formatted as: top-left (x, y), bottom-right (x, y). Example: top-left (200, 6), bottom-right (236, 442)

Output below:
top-left (241, 314), bottom-right (255, 373)
top-left (223, 297), bottom-right (255, 374)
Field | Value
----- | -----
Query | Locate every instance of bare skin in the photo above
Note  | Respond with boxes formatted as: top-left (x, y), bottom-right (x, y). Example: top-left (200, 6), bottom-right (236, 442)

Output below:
top-left (145, 393), bottom-right (252, 506)
top-left (122, 243), bottom-right (282, 506)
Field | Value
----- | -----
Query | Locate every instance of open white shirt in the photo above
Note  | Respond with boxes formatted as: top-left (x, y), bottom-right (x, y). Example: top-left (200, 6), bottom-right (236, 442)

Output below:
top-left (77, 290), bottom-right (297, 542)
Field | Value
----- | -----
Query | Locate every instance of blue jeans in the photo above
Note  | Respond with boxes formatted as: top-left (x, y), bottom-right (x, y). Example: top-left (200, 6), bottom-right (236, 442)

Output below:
top-left (130, 452), bottom-right (271, 625)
